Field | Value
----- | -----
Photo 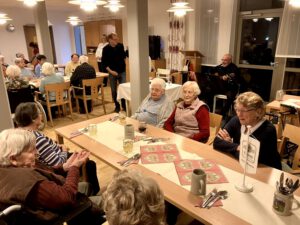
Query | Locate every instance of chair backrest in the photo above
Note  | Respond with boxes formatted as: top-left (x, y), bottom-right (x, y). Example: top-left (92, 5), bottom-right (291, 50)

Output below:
top-left (156, 68), bottom-right (171, 81)
top-left (44, 82), bottom-right (70, 105)
top-left (281, 124), bottom-right (300, 170)
top-left (82, 77), bottom-right (103, 100)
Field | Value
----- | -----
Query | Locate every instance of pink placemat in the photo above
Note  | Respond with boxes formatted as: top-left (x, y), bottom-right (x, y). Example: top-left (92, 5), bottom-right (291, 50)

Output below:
top-left (174, 159), bottom-right (229, 185)
top-left (140, 144), bottom-right (181, 164)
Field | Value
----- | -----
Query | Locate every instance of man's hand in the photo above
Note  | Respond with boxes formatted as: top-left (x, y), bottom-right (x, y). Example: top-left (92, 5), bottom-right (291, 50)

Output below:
top-left (217, 129), bottom-right (232, 143)
top-left (106, 67), bottom-right (118, 76)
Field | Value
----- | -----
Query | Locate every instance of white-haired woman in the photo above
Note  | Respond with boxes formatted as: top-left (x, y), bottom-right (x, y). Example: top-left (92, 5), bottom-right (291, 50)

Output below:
top-left (0, 129), bottom-right (104, 225)
top-left (5, 65), bottom-right (29, 89)
top-left (103, 169), bottom-right (165, 225)
top-left (164, 81), bottom-right (210, 142)
top-left (213, 91), bottom-right (281, 169)
top-left (70, 55), bottom-right (96, 113)
top-left (39, 62), bottom-right (64, 101)
top-left (132, 78), bottom-right (174, 128)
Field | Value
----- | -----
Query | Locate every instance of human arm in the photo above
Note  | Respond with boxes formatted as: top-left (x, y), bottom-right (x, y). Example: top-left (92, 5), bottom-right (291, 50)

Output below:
top-left (34, 131), bottom-right (68, 166)
top-left (163, 108), bottom-right (177, 132)
top-left (213, 116), bottom-right (240, 156)
top-left (191, 106), bottom-right (210, 142)
top-left (28, 151), bottom-right (90, 210)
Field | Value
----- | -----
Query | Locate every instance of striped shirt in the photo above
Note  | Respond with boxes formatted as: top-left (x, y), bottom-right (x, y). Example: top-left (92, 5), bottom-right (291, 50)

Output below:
top-left (33, 131), bottom-right (68, 166)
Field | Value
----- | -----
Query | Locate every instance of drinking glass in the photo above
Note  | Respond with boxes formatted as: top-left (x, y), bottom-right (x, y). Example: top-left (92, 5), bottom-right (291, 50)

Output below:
top-left (138, 121), bottom-right (147, 133)
top-left (123, 139), bottom-right (134, 154)
top-left (119, 111), bottom-right (126, 125)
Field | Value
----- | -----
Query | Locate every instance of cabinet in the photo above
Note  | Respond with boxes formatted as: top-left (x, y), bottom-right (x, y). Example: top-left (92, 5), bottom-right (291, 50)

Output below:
top-left (84, 19), bottom-right (123, 48)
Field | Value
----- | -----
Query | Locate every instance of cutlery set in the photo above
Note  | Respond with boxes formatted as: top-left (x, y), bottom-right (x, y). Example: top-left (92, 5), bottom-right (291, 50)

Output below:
top-left (200, 189), bottom-right (228, 209)
top-left (118, 153), bottom-right (141, 167)
top-left (276, 172), bottom-right (300, 195)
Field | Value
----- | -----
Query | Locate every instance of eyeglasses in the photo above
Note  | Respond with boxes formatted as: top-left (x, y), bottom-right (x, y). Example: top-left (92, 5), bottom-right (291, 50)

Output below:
top-left (234, 108), bottom-right (255, 113)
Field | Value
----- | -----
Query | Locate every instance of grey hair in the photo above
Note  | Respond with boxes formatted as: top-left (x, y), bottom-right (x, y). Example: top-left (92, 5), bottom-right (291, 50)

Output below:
top-left (0, 129), bottom-right (36, 167)
top-left (6, 65), bottom-right (21, 78)
top-left (150, 78), bottom-right (166, 90)
top-left (16, 53), bottom-right (24, 58)
top-left (182, 81), bottom-right (201, 96)
top-left (79, 55), bottom-right (89, 64)
top-left (14, 57), bottom-right (23, 65)
top-left (41, 62), bottom-right (55, 76)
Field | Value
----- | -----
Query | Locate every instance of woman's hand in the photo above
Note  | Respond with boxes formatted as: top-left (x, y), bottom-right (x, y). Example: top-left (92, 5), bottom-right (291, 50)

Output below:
top-left (217, 129), bottom-right (232, 143)
top-left (63, 150), bottom-right (90, 171)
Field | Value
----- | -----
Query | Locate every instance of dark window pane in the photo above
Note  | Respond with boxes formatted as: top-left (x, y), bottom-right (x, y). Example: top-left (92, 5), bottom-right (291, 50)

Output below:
top-left (286, 59), bottom-right (300, 68)
top-left (240, 0), bottom-right (284, 11)
top-left (240, 68), bottom-right (273, 100)
top-left (283, 72), bottom-right (300, 91)
top-left (239, 17), bottom-right (279, 66)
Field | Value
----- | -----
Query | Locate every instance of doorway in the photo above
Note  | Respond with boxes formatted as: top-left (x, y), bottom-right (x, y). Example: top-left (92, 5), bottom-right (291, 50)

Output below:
top-left (236, 9), bottom-right (283, 101)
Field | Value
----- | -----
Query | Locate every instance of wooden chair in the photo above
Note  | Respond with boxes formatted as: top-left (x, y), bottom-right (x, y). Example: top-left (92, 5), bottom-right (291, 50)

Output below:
top-left (279, 124), bottom-right (300, 174)
top-left (156, 68), bottom-right (171, 82)
top-left (35, 82), bottom-right (73, 127)
top-left (206, 112), bottom-right (223, 145)
top-left (72, 77), bottom-right (106, 118)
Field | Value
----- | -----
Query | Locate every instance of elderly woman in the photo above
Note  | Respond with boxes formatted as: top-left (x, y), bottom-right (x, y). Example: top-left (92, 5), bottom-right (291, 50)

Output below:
top-left (15, 57), bottom-right (34, 80)
top-left (39, 62), bottom-right (64, 101)
top-left (14, 102), bottom-right (100, 194)
top-left (5, 65), bottom-right (29, 89)
top-left (213, 91), bottom-right (282, 169)
top-left (132, 78), bottom-right (174, 128)
top-left (0, 129), bottom-right (104, 225)
top-left (102, 169), bottom-right (165, 225)
top-left (164, 81), bottom-right (210, 142)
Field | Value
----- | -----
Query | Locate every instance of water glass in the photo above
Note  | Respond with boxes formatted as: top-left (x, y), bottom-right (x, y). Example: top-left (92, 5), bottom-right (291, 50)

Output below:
top-left (119, 111), bottom-right (126, 125)
top-left (123, 139), bottom-right (134, 154)
top-left (88, 124), bottom-right (97, 136)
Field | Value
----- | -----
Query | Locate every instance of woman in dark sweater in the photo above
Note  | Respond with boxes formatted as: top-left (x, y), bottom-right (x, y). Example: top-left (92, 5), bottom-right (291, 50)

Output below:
top-left (213, 91), bottom-right (282, 170)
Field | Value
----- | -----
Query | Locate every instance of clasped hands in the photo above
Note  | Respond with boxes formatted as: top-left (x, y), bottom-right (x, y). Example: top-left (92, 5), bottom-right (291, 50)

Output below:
top-left (217, 129), bottom-right (240, 152)
top-left (63, 150), bottom-right (90, 171)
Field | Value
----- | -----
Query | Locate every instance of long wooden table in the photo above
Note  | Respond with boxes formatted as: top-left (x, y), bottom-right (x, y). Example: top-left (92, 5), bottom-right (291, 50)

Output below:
top-left (55, 114), bottom-right (300, 225)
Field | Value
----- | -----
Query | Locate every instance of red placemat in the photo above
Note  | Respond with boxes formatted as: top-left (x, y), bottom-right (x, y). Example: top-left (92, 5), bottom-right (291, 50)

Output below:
top-left (140, 144), bottom-right (181, 164)
top-left (174, 159), bottom-right (228, 185)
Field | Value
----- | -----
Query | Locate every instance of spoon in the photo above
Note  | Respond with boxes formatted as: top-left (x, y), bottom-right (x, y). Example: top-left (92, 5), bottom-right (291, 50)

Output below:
top-left (206, 190), bottom-right (228, 209)
top-left (201, 188), bottom-right (218, 208)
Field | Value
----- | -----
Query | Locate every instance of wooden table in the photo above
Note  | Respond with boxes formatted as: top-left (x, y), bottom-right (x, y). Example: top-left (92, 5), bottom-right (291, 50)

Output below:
top-left (55, 114), bottom-right (300, 225)
top-left (266, 95), bottom-right (300, 112)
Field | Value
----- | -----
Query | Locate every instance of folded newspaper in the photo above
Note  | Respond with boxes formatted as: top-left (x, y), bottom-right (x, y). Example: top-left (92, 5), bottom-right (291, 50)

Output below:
top-left (280, 99), bottom-right (300, 109)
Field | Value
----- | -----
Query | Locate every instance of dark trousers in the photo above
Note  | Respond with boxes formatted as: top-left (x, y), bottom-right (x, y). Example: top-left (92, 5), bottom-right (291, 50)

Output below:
top-left (109, 72), bottom-right (126, 110)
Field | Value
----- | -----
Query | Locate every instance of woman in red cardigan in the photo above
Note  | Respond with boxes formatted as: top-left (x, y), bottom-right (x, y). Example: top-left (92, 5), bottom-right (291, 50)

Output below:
top-left (164, 81), bottom-right (210, 142)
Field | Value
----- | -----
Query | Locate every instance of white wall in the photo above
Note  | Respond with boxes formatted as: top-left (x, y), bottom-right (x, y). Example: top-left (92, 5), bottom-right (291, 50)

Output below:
top-left (0, 6), bottom-right (74, 65)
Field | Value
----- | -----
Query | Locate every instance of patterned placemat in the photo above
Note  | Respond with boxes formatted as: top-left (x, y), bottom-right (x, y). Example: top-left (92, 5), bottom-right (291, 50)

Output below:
top-left (140, 144), bottom-right (181, 164)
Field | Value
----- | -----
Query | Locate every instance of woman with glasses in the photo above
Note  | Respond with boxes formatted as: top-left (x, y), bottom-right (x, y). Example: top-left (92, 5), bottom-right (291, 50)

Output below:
top-left (213, 91), bottom-right (282, 169)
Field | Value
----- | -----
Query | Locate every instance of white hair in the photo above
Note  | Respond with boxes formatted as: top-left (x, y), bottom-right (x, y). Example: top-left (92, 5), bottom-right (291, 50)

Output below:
top-left (41, 62), bottom-right (55, 76)
top-left (14, 57), bottom-right (23, 65)
top-left (182, 81), bottom-right (201, 96)
top-left (6, 65), bottom-right (21, 78)
top-left (150, 78), bottom-right (166, 90)
top-left (0, 129), bottom-right (36, 167)
top-left (79, 55), bottom-right (89, 64)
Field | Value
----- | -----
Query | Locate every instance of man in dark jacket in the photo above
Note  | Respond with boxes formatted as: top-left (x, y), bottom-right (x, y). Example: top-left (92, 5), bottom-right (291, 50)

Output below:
top-left (71, 55), bottom-right (96, 113)
top-left (102, 33), bottom-right (126, 113)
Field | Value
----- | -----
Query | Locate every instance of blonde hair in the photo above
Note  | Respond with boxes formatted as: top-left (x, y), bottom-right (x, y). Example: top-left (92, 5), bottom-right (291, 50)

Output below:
top-left (41, 62), bottom-right (55, 76)
top-left (235, 91), bottom-right (265, 119)
top-left (6, 65), bottom-right (21, 78)
top-left (103, 170), bottom-right (165, 225)
top-left (182, 81), bottom-right (201, 96)
top-left (0, 129), bottom-right (36, 167)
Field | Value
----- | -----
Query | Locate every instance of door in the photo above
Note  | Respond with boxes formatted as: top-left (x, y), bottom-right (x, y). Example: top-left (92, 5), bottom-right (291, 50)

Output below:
top-left (236, 9), bottom-right (283, 100)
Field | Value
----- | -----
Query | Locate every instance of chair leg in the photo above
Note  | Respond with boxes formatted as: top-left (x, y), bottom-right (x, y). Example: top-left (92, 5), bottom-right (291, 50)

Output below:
top-left (83, 100), bottom-right (89, 119)
top-left (47, 106), bottom-right (53, 127)
top-left (75, 98), bottom-right (80, 113)
top-left (102, 89), bottom-right (106, 114)
top-left (213, 96), bottom-right (217, 113)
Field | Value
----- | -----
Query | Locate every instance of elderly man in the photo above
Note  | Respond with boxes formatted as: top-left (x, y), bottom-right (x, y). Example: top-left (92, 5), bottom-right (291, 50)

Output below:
top-left (70, 55), bottom-right (96, 113)
top-left (132, 78), bottom-right (174, 128)
top-left (65, 53), bottom-right (80, 76)
top-left (210, 53), bottom-right (240, 118)
top-left (15, 57), bottom-right (34, 80)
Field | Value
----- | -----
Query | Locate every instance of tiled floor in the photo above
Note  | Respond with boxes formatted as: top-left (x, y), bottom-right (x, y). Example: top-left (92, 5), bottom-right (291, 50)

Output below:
top-left (43, 86), bottom-right (117, 189)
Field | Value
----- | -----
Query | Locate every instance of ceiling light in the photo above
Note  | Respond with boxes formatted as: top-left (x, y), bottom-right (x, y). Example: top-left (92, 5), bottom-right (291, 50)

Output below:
top-left (68, 0), bottom-right (107, 12)
top-left (66, 16), bottom-right (82, 26)
top-left (252, 18), bottom-right (258, 22)
top-left (289, 0), bottom-right (300, 8)
top-left (167, 1), bottom-right (194, 17)
top-left (17, 0), bottom-right (44, 7)
top-left (0, 13), bottom-right (12, 25)
top-left (265, 17), bottom-right (273, 21)
top-left (104, 0), bottom-right (124, 12)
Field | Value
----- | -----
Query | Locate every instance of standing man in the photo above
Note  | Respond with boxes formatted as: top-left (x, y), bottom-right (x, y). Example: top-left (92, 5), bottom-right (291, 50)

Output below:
top-left (102, 33), bottom-right (126, 113)
top-left (210, 53), bottom-right (240, 118)
top-left (96, 34), bottom-right (109, 86)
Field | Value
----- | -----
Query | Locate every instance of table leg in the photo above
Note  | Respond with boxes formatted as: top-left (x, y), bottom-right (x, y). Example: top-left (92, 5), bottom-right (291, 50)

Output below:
top-left (56, 133), bottom-right (64, 144)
